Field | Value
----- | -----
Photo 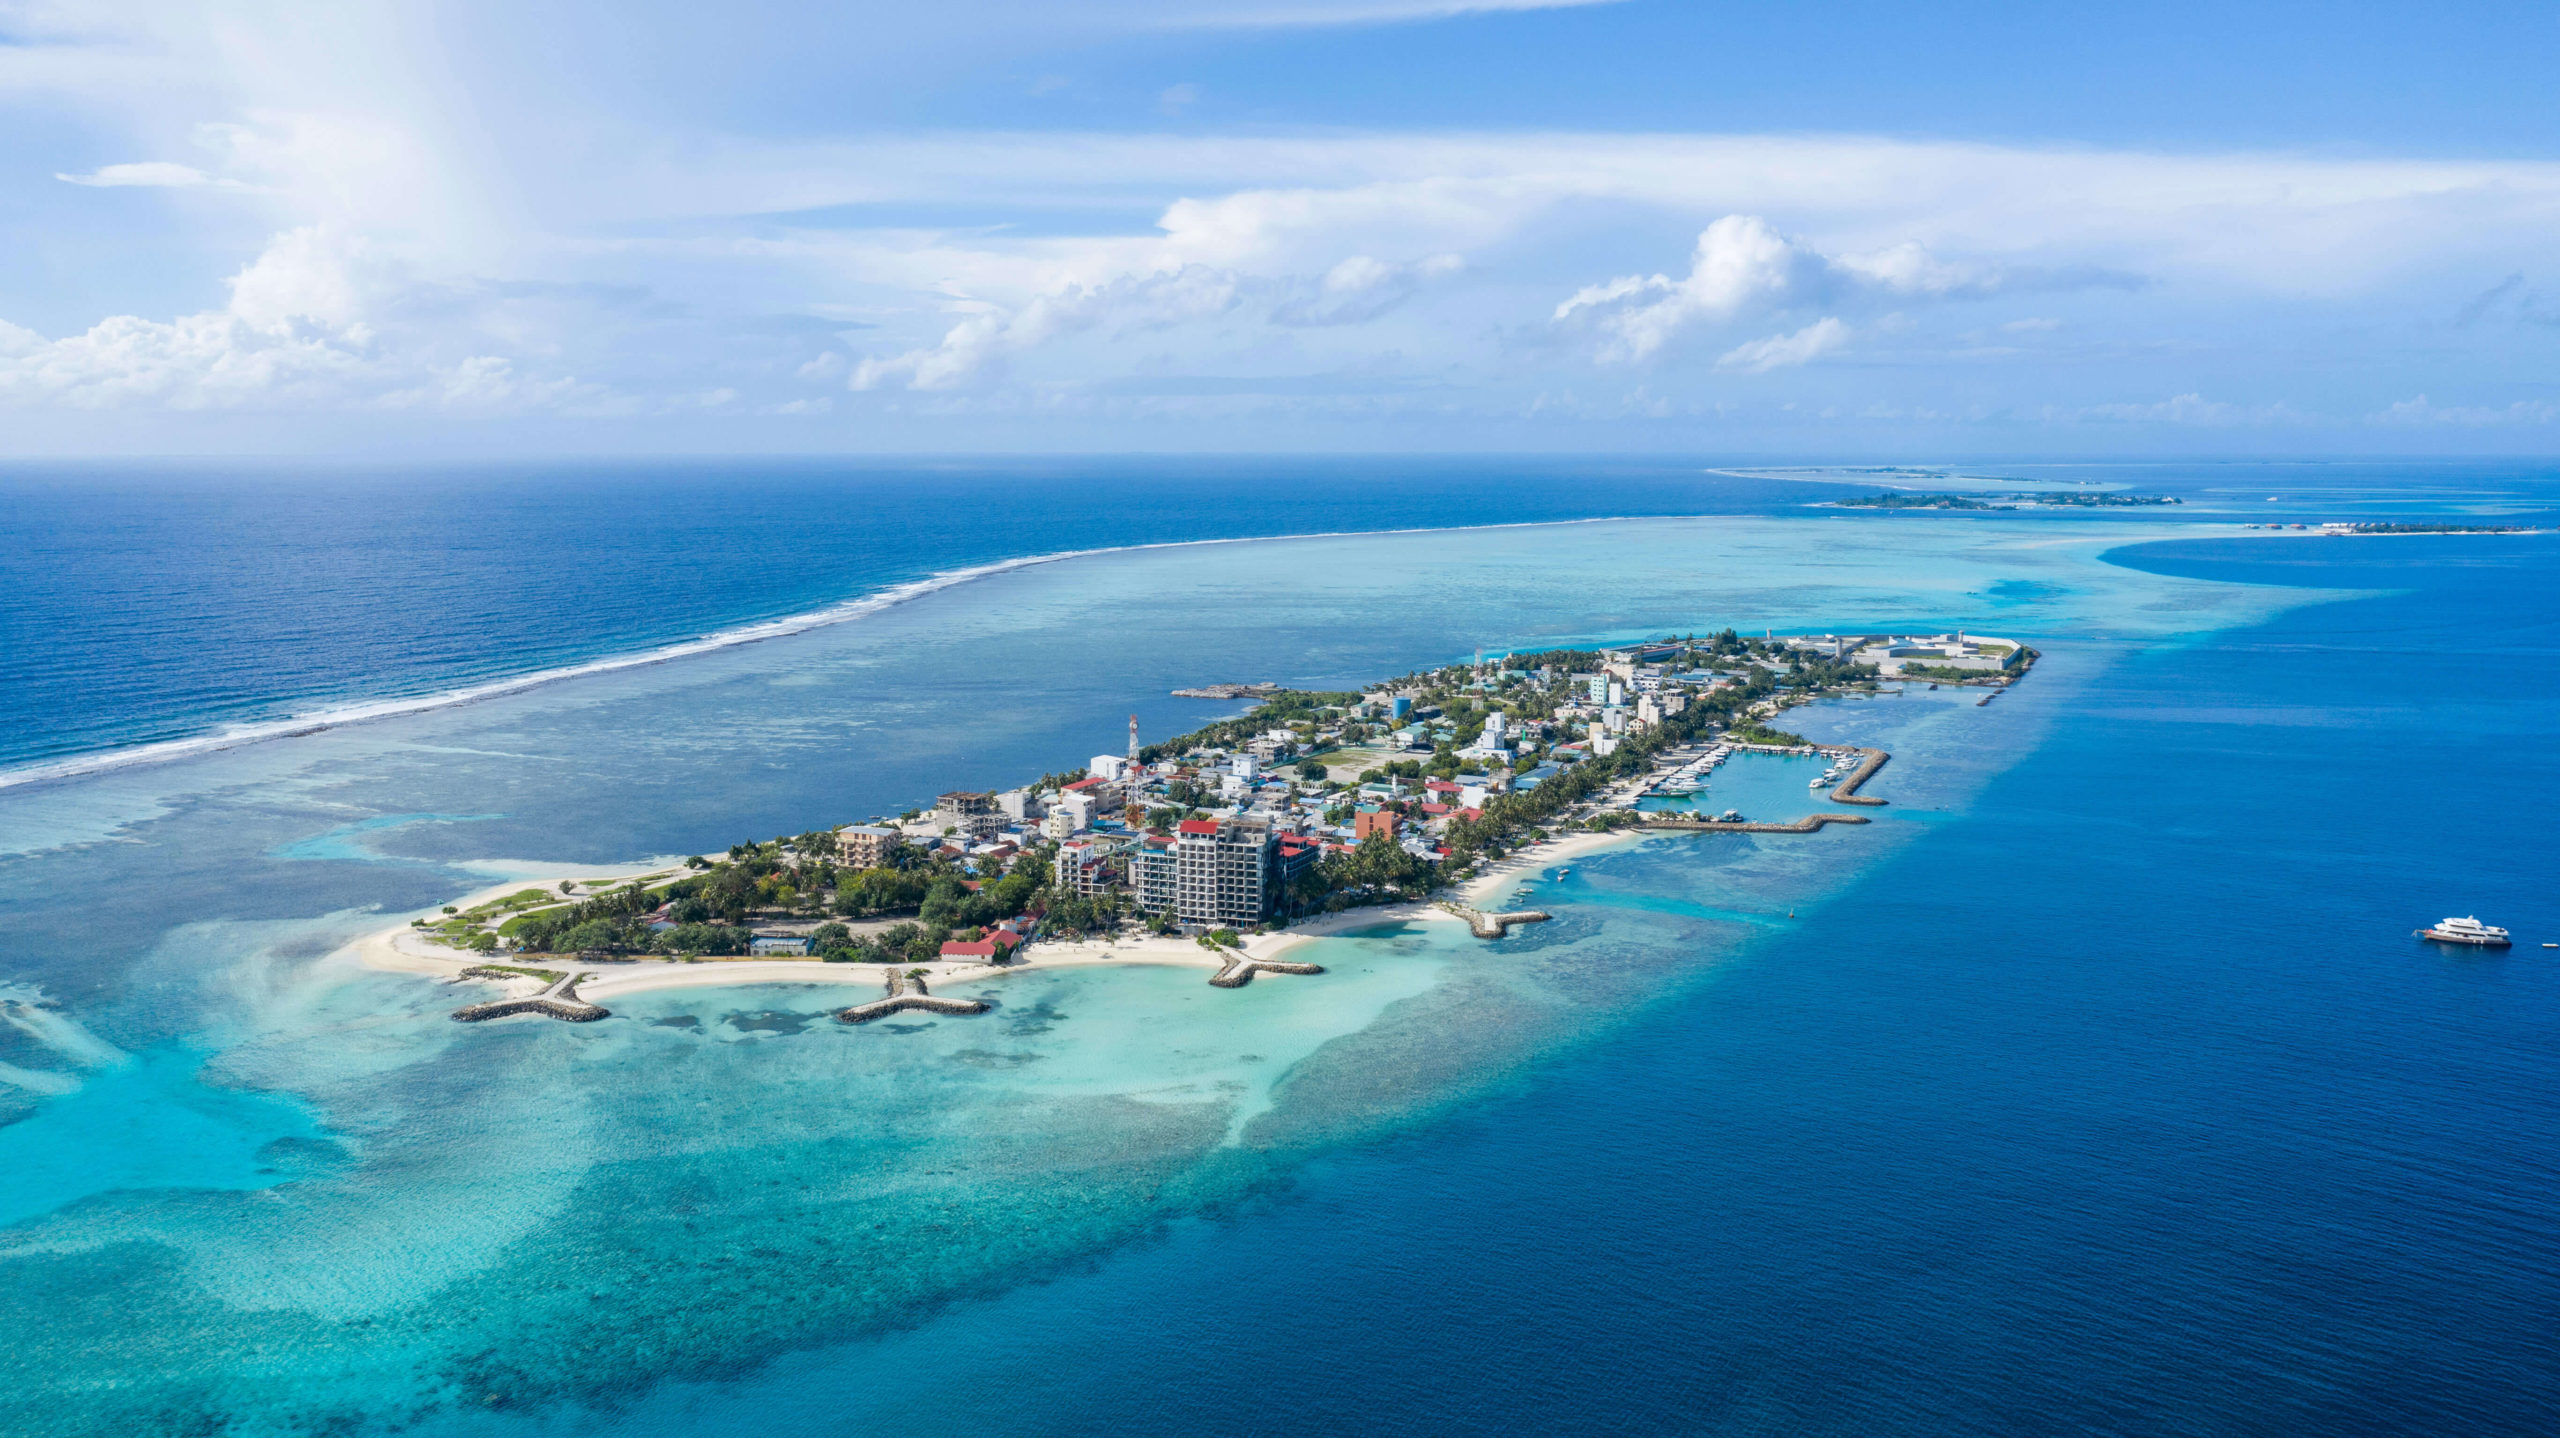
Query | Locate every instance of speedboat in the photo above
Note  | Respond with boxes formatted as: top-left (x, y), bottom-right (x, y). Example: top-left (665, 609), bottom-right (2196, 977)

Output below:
top-left (2416, 916), bottom-right (2511, 947)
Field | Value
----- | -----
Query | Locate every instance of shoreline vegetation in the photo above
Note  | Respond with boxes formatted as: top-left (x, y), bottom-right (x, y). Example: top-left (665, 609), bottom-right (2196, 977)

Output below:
top-left (1827, 491), bottom-right (2182, 510)
top-left (363, 628), bottom-right (2040, 1017)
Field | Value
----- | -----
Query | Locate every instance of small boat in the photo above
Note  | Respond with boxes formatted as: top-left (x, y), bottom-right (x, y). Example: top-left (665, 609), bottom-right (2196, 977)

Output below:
top-left (2416, 916), bottom-right (2511, 947)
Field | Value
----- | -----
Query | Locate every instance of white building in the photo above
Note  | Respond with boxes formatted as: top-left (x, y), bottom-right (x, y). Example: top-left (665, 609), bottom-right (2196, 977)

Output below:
top-left (1053, 837), bottom-right (1122, 897)
top-left (997, 788), bottom-right (1041, 821)
top-left (1054, 790), bottom-right (1098, 831)
top-left (1089, 754), bottom-right (1130, 782)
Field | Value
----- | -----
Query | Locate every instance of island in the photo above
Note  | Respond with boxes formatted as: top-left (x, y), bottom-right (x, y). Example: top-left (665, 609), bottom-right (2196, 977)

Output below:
top-left (1829, 491), bottom-right (2181, 510)
top-left (380, 629), bottom-right (2036, 1021)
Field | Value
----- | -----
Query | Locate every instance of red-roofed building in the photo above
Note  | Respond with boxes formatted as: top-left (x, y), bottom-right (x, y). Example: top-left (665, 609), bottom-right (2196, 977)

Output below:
top-left (939, 931), bottom-right (1025, 961)
top-left (1177, 818), bottom-right (1221, 836)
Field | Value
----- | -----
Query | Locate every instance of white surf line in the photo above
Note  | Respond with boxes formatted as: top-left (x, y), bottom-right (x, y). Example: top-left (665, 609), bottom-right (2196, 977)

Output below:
top-left (0, 511), bottom-right (1741, 794)
top-left (1706, 466), bottom-right (2120, 494)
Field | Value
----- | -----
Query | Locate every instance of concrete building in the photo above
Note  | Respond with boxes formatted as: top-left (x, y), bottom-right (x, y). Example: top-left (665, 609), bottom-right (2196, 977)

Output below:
top-left (1130, 837), bottom-right (1180, 913)
top-left (1354, 809), bottom-right (1401, 842)
top-left (1089, 754), bottom-right (1130, 782)
top-left (1054, 790), bottom-right (1098, 832)
top-left (935, 791), bottom-right (1000, 839)
top-left (996, 788), bottom-right (1041, 821)
top-left (1052, 837), bottom-right (1121, 897)
top-left (1174, 817), bottom-right (1274, 927)
top-left (837, 825), bottom-right (900, 867)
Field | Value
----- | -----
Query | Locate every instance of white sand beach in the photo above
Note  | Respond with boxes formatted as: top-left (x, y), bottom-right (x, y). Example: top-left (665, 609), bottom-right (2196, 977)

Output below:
top-left (347, 825), bottom-right (1651, 1005)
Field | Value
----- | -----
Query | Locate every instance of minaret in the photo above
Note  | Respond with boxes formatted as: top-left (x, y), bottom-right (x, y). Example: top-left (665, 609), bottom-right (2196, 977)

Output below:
top-left (1127, 714), bottom-right (1141, 766)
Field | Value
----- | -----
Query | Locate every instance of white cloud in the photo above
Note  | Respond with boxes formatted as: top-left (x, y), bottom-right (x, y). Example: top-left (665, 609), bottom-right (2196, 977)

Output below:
top-left (0, 226), bottom-right (618, 413)
top-left (1271, 252), bottom-right (1461, 325)
top-left (2078, 393), bottom-right (2302, 427)
top-left (1154, 0), bottom-right (1625, 29)
top-left (852, 266), bottom-right (1245, 390)
top-left (1553, 216), bottom-right (1986, 364)
top-left (55, 161), bottom-right (245, 189)
top-left (1554, 215), bottom-right (1818, 361)
top-left (2372, 395), bottom-right (2560, 426)
top-left (1717, 317), bottom-right (1849, 373)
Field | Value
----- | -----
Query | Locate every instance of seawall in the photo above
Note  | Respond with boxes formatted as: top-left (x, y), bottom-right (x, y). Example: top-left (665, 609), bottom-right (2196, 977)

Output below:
top-left (840, 969), bottom-right (991, 1024)
top-left (1828, 747), bottom-right (1891, 806)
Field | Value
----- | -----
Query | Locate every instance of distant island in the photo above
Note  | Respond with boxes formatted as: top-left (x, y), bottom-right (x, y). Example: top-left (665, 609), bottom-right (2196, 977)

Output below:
top-left (384, 629), bottom-right (2034, 1017)
top-left (2241, 521), bottom-right (2535, 535)
top-left (1831, 491), bottom-right (2182, 510)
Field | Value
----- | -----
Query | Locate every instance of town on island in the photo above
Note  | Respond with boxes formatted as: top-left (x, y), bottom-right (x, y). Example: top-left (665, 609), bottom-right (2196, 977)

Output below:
top-left (382, 628), bottom-right (2036, 1024)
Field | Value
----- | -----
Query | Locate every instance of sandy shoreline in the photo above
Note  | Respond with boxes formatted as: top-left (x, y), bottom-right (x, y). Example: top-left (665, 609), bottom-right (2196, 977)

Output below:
top-left (345, 829), bottom-right (1649, 1004)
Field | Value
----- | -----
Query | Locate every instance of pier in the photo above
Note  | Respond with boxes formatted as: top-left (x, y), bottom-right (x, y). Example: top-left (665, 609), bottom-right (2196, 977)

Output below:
top-left (1639, 813), bottom-right (1872, 834)
top-left (1826, 747), bottom-right (1891, 806)
top-left (838, 969), bottom-right (990, 1024)
top-left (1437, 902), bottom-right (1555, 939)
top-left (452, 967), bottom-right (610, 1023)
top-left (1208, 951), bottom-right (1327, 987)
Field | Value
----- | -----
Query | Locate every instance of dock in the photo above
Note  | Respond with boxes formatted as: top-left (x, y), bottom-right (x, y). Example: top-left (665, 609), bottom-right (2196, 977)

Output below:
top-left (452, 968), bottom-right (610, 1023)
top-left (1436, 902), bottom-right (1555, 939)
top-left (1638, 813), bottom-right (1873, 834)
top-left (838, 969), bottom-right (990, 1024)
top-left (1208, 951), bottom-right (1327, 987)
top-left (1826, 747), bottom-right (1891, 806)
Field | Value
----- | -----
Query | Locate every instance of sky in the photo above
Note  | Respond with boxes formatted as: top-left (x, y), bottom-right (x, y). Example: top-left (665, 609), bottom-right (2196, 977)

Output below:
top-left (0, 0), bottom-right (2556, 456)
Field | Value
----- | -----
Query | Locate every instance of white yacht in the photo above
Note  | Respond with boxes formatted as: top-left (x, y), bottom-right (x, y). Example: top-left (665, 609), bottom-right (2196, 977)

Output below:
top-left (2416, 916), bottom-right (2511, 947)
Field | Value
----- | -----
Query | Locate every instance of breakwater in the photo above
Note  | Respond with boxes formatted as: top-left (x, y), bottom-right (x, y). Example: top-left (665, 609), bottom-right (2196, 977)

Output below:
top-left (838, 969), bottom-right (990, 1024)
top-left (1828, 747), bottom-right (1890, 806)
top-left (1209, 951), bottom-right (1327, 987)
top-left (452, 968), bottom-right (610, 1023)
top-left (1638, 813), bottom-right (1872, 834)
top-left (1436, 902), bottom-right (1555, 939)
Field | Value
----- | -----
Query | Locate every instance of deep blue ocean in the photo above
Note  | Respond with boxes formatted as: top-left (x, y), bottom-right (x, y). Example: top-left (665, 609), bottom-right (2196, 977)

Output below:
top-left (4, 459), bottom-right (2560, 1436)
top-left (729, 534), bottom-right (2560, 1436)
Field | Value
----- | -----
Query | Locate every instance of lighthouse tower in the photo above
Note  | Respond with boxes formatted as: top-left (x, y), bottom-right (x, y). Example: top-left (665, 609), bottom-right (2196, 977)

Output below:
top-left (1127, 714), bottom-right (1141, 767)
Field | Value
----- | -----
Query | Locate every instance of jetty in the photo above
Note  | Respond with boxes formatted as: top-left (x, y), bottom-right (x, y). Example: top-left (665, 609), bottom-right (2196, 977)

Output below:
top-left (1170, 681), bottom-right (1281, 700)
top-left (452, 967), bottom-right (609, 1023)
top-left (1827, 747), bottom-right (1891, 806)
top-left (838, 969), bottom-right (990, 1024)
top-left (1437, 901), bottom-right (1554, 939)
top-left (1639, 813), bottom-right (1872, 834)
top-left (1208, 950), bottom-right (1326, 987)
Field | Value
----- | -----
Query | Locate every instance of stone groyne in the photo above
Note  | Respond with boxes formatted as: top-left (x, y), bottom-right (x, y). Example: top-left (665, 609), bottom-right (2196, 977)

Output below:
top-left (1828, 747), bottom-right (1891, 806)
top-left (838, 969), bottom-right (990, 1024)
top-left (1639, 813), bottom-right (1873, 834)
top-left (1436, 902), bottom-right (1555, 939)
top-left (452, 968), bottom-right (610, 1023)
top-left (1209, 951), bottom-right (1327, 987)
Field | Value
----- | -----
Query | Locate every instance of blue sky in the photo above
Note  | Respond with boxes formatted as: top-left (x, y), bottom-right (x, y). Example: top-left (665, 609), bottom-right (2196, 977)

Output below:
top-left (1, 0), bottom-right (2555, 455)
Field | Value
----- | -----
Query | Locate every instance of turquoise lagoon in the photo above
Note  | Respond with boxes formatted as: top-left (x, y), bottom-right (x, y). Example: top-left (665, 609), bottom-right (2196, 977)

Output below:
top-left (0, 515), bottom-right (2333, 1434)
